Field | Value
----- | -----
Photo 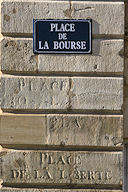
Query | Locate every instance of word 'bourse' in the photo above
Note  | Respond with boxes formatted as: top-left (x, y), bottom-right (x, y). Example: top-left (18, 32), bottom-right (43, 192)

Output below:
top-left (33, 19), bottom-right (92, 54)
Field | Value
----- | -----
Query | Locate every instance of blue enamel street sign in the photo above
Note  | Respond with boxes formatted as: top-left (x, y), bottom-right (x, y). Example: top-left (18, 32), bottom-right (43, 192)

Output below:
top-left (33, 19), bottom-right (92, 54)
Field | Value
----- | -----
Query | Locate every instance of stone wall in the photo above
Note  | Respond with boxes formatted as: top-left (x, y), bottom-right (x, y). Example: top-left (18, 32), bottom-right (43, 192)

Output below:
top-left (0, 0), bottom-right (124, 191)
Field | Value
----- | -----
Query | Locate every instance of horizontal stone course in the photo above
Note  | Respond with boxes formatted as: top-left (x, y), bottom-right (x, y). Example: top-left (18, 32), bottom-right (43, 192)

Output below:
top-left (1, 76), bottom-right (123, 110)
top-left (0, 189), bottom-right (123, 192)
top-left (1, 1), bottom-right (124, 35)
top-left (1, 38), bottom-right (124, 73)
top-left (0, 150), bottom-right (123, 185)
top-left (0, 114), bottom-right (123, 147)
top-left (1, 38), bottom-right (38, 72)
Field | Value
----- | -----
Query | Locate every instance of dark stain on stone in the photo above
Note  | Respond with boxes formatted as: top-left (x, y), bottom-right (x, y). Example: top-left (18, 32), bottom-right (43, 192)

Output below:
top-left (4, 14), bottom-right (10, 22)
top-left (60, 141), bottom-right (65, 146)
top-left (14, 87), bottom-right (19, 94)
top-left (119, 48), bottom-right (124, 58)
top-left (25, 43), bottom-right (28, 47)
top-left (17, 47), bottom-right (21, 51)
top-left (84, 7), bottom-right (94, 10)
top-left (34, 55), bottom-right (38, 64)
top-left (94, 65), bottom-right (97, 69)
top-left (5, 43), bottom-right (8, 48)
top-left (30, 55), bottom-right (38, 64)
top-left (64, 0), bottom-right (73, 18)
top-left (64, 9), bottom-right (72, 18)
top-left (0, 151), bottom-right (8, 157)
top-left (12, 8), bottom-right (16, 14)
top-left (5, 40), bottom-right (16, 48)
top-left (74, 7), bottom-right (95, 12)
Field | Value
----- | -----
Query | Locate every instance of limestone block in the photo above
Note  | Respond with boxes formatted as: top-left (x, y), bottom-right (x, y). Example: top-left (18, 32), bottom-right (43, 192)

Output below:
top-left (1, 1), bottom-right (124, 35)
top-left (0, 114), bottom-right (123, 147)
top-left (1, 76), bottom-right (69, 110)
top-left (0, 114), bottom-right (47, 145)
top-left (1, 38), bottom-right (124, 73)
top-left (0, 150), bottom-right (123, 185)
top-left (1, 76), bottom-right (123, 110)
top-left (38, 39), bottom-right (124, 73)
top-left (70, 77), bottom-right (123, 110)
top-left (1, 38), bottom-right (38, 72)
top-left (47, 115), bottom-right (123, 147)
top-left (0, 189), bottom-right (123, 192)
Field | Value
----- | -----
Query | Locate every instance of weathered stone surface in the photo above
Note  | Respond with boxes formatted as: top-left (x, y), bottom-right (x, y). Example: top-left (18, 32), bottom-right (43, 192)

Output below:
top-left (47, 115), bottom-right (123, 147)
top-left (38, 39), bottom-right (124, 73)
top-left (0, 188), bottom-right (123, 192)
top-left (1, 38), bottom-right (124, 73)
top-left (0, 150), bottom-right (123, 185)
top-left (70, 77), bottom-right (123, 110)
top-left (1, 76), bottom-right (123, 110)
top-left (1, 76), bottom-right (69, 110)
top-left (0, 114), bottom-right (47, 145)
top-left (0, 114), bottom-right (123, 147)
top-left (1, 38), bottom-right (38, 72)
top-left (1, 1), bottom-right (124, 35)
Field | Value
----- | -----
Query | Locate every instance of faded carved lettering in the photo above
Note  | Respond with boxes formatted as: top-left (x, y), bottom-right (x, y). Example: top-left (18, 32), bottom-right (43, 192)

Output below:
top-left (19, 78), bottom-right (25, 91)
top-left (29, 80), bottom-right (35, 91)
top-left (11, 169), bottom-right (26, 179)
top-left (1, 151), bottom-right (118, 184)
top-left (60, 81), bottom-right (69, 90)
top-left (105, 171), bottom-right (112, 180)
top-left (40, 153), bottom-right (54, 165)
top-left (10, 96), bottom-right (15, 107)
top-left (40, 81), bottom-right (46, 91)
top-left (75, 118), bottom-right (81, 128)
top-left (34, 170), bottom-right (39, 179)
top-left (88, 171), bottom-right (95, 180)
top-left (51, 81), bottom-right (59, 90)
top-left (75, 155), bottom-right (81, 165)
top-left (73, 170), bottom-right (112, 181)
top-left (57, 156), bottom-right (66, 165)
top-left (59, 170), bottom-right (67, 179)
top-left (18, 96), bottom-right (27, 105)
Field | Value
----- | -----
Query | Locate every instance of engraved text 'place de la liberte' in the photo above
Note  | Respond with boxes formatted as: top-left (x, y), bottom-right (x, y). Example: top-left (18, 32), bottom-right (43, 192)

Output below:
top-left (33, 19), bottom-right (92, 54)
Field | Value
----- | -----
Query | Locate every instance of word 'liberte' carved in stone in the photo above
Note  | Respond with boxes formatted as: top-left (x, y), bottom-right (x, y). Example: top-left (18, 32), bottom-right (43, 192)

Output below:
top-left (0, 151), bottom-right (122, 185)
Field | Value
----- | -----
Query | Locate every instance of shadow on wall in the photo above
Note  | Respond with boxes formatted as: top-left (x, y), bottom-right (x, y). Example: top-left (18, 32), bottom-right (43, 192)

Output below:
top-left (91, 20), bottom-right (100, 56)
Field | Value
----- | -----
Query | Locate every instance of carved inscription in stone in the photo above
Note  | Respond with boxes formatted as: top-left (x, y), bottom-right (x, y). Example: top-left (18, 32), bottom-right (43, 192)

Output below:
top-left (1, 76), bottom-right (69, 109)
top-left (1, 76), bottom-right (123, 110)
top-left (0, 114), bottom-right (123, 146)
top-left (47, 115), bottom-right (123, 146)
top-left (0, 151), bottom-right (122, 185)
